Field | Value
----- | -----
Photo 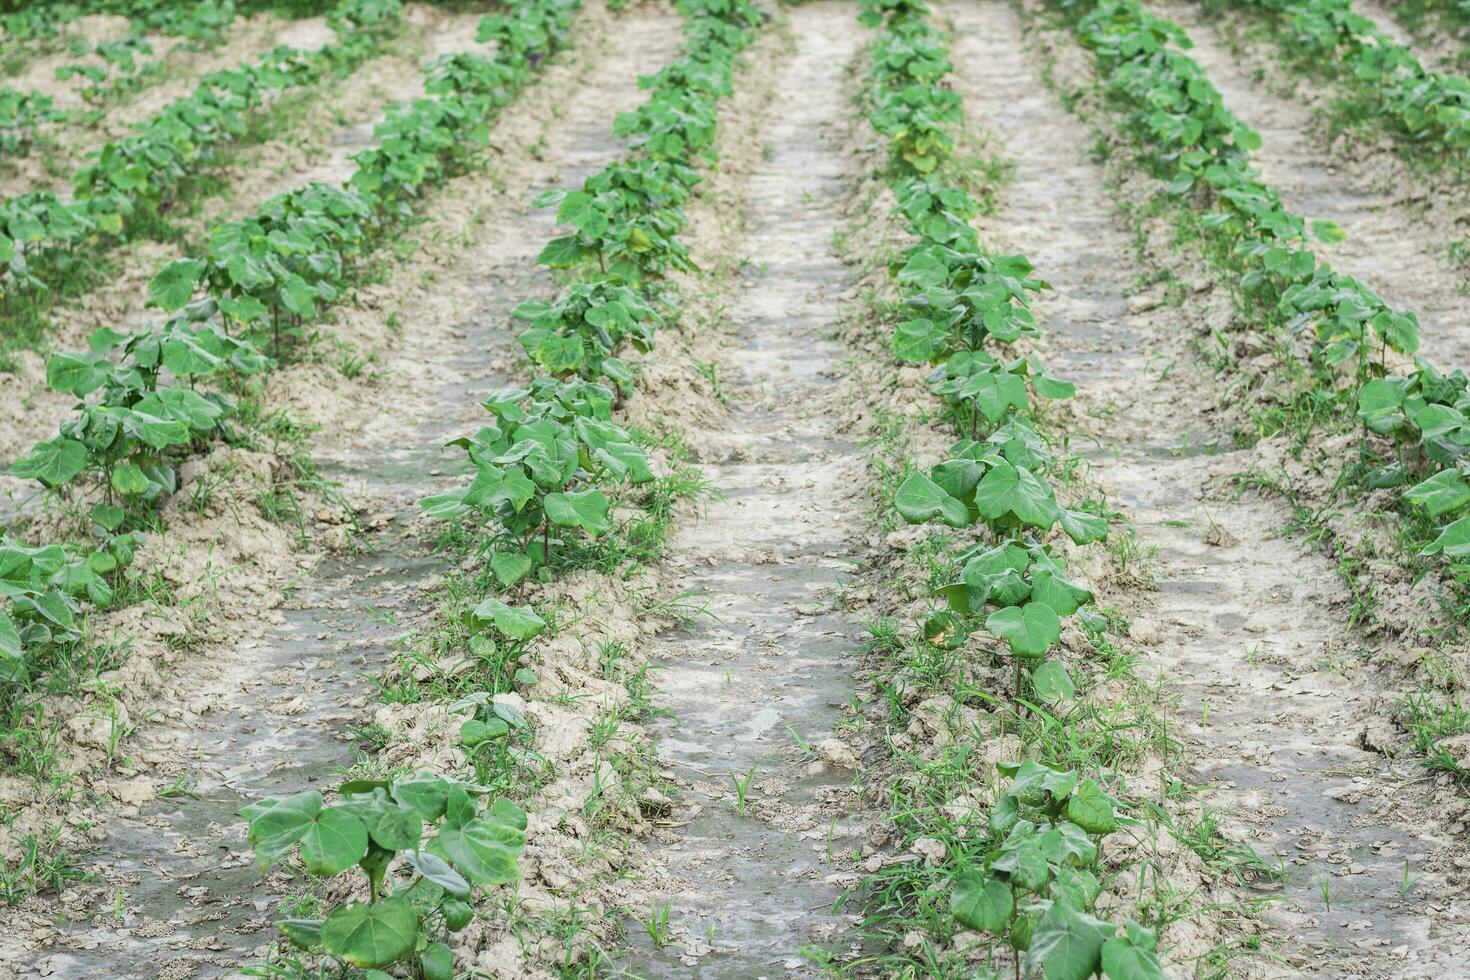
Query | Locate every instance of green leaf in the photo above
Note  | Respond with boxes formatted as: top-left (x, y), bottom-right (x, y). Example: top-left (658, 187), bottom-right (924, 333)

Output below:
top-left (404, 850), bottom-right (471, 899)
top-left (1310, 219), bottom-right (1346, 244)
top-left (460, 717), bottom-right (510, 746)
top-left (111, 461), bottom-right (150, 496)
top-left (320, 896), bottom-right (418, 969)
top-left (135, 388), bottom-right (223, 432)
top-left (538, 235), bottom-right (590, 268)
top-left (10, 437), bottom-right (87, 488)
top-left (1404, 470), bottom-right (1470, 518)
top-left (964, 371), bottom-right (1029, 422)
top-left (1040, 821), bottom-right (1098, 866)
top-left (392, 776), bottom-right (452, 822)
top-left (300, 806), bottom-right (368, 876)
top-left (1053, 866), bottom-right (1101, 912)
top-left (992, 835), bottom-right (1049, 891)
top-left (893, 317), bottom-right (947, 363)
top-left (90, 503), bottom-right (125, 532)
top-left (280, 276), bottom-right (317, 318)
top-left (147, 258), bottom-right (205, 311)
top-left (1059, 508), bottom-right (1108, 545)
top-left (244, 790), bottom-right (323, 868)
top-left (338, 779), bottom-right (390, 795)
top-left (438, 798), bottom-right (527, 885)
top-left (490, 551), bottom-right (533, 587)
top-left (112, 407), bottom-right (189, 449)
top-left (894, 472), bottom-right (970, 527)
top-left (1101, 923), bottom-right (1166, 980)
top-left (950, 871), bottom-right (1012, 933)
top-left (556, 190), bottom-right (608, 237)
top-left (1031, 660), bottom-right (1075, 702)
top-left (0, 613), bottom-right (22, 676)
top-left (219, 294), bottom-right (268, 324)
top-left (1357, 378), bottom-right (1406, 434)
top-left (1031, 567), bottom-right (1092, 617)
top-left (544, 488), bottom-right (611, 536)
top-left (985, 602), bottom-right (1061, 659)
top-left (420, 941), bottom-right (455, 980)
top-left (1423, 515), bottom-right (1470, 559)
top-left (1033, 370), bottom-right (1076, 400)
top-left (1024, 900), bottom-right (1114, 980)
top-left (975, 460), bottom-right (1060, 529)
top-left (361, 795), bottom-right (423, 851)
top-left (471, 596), bottom-right (546, 640)
top-left (46, 352), bottom-right (109, 396)
top-left (1066, 778), bottom-right (1118, 834)
top-left (276, 918), bottom-right (324, 952)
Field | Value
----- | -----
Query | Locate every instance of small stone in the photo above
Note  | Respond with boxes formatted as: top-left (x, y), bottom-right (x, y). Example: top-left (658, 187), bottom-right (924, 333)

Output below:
top-left (1128, 618), bottom-right (1159, 645)
top-left (816, 738), bottom-right (860, 770)
top-left (911, 837), bottom-right (946, 865)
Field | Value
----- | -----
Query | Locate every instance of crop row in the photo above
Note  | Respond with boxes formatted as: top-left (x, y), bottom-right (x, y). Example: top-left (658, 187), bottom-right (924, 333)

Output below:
top-left (0, 0), bottom-right (402, 324)
top-left (0, 0), bottom-right (579, 732)
top-left (860, 1), bottom-right (1168, 976)
top-left (0, 88), bottom-right (63, 156)
top-left (0, 3), bottom-right (247, 152)
top-left (239, 0), bottom-right (764, 972)
top-left (1058, 0), bottom-right (1470, 583)
top-left (1236, 0), bottom-right (1470, 159)
top-left (0, 0), bottom-right (327, 45)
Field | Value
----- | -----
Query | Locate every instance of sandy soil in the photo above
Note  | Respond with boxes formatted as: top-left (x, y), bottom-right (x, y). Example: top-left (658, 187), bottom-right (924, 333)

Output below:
top-left (615, 6), bottom-right (878, 972)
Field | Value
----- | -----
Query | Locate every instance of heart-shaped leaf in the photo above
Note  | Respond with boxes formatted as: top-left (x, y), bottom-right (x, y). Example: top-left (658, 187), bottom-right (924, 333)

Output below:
top-left (320, 896), bottom-right (418, 968)
top-left (1031, 660), bottom-right (1075, 702)
top-left (301, 806), bottom-right (368, 876)
top-left (895, 472), bottom-right (970, 527)
top-left (950, 871), bottom-right (1012, 933)
top-left (1023, 899), bottom-right (1113, 980)
top-left (975, 460), bottom-right (1059, 529)
top-left (471, 597), bottom-right (546, 640)
top-left (147, 258), bottom-right (205, 311)
top-left (544, 488), bottom-right (611, 536)
top-left (10, 437), bottom-right (87, 488)
top-left (438, 798), bottom-right (527, 885)
top-left (243, 790), bottom-right (322, 868)
top-left (985, 602), bottom-right (1060, 659)
top-left (404, 850), bottom-right (471, 898)
top-left (1066, 778), bottom-right (1118, 834)
top-left (1101, 923), bottom-right (1167, 980)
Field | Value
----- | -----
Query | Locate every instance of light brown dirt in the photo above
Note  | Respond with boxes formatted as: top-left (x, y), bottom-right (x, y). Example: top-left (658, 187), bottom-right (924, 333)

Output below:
top-left (616, 6), bottom-right (877, 972)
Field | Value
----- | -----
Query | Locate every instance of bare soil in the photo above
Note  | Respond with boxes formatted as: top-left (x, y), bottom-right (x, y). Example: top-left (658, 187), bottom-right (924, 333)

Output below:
top-left (617, 6), bottom-right (876, 973)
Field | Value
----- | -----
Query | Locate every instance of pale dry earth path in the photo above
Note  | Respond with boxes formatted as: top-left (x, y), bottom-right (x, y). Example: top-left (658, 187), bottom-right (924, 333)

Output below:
top-left (1157, 1), bottom-right (1470, 375)
top-left (958, 2), bottom-right (1470, 975)
top-left (8, 12), bottom-right (685, 978)
top-left (622, 4), bottom-right (873, 975)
